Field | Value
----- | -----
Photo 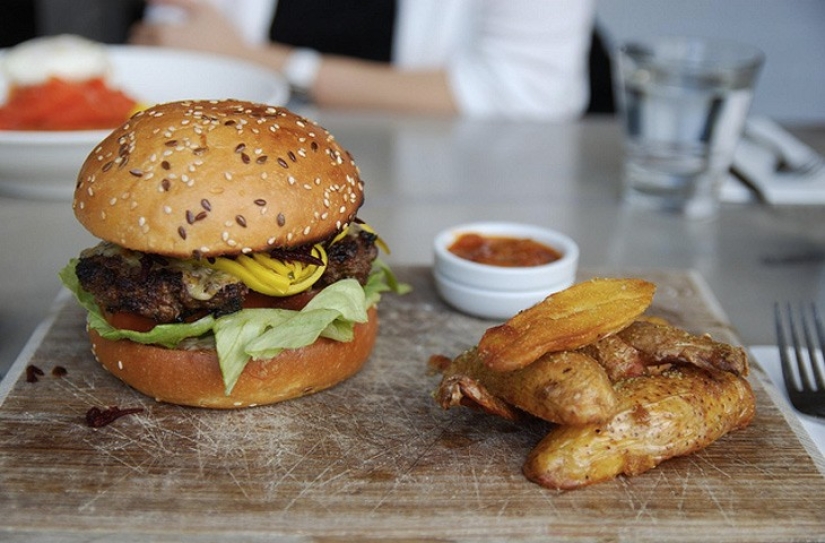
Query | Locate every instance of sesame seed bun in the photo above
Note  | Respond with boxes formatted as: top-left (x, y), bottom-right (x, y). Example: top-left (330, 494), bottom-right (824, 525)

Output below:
top-left (73, 99), bottom-right (365, 258)
top-left (69, 100), bottom-right (383, 409)
top-left (89, 307), bottom-right (378, 409)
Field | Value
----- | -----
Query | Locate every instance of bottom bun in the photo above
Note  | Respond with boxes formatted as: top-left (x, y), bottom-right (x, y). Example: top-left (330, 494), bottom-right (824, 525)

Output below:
top-left (89, 307), bottom-right (378, 409)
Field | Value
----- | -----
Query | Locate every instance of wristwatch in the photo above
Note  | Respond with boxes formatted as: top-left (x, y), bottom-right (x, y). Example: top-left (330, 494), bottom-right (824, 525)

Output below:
top-left (282, 48), bottom-right (322, 98)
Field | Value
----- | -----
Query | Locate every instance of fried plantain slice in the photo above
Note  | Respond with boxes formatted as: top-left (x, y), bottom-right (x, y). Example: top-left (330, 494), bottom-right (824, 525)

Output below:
top-left (478, 278), bottom-right (656, 372)
top-left (522, 365), bottom-right (755, 490)
top-left (437, 347), bottom-right (619, 425)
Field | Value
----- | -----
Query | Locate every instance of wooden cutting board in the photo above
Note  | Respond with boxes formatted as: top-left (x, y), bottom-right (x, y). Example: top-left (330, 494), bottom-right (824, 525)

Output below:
top-left (1, 268), bottom-right (824, 542)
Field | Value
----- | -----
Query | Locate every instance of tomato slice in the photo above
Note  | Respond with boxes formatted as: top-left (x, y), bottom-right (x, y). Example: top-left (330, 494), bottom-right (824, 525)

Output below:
top-left (104, 311), bottom-right (157, 333)
top-left (101, 291), bottom-right (317, 333)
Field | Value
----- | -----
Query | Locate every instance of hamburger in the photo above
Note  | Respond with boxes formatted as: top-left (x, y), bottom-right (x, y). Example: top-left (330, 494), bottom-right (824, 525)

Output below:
top-left (59, 99), bottom-right (404, 408)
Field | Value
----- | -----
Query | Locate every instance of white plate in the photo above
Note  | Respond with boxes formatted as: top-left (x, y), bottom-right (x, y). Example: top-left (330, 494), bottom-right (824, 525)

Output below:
top-left (0, 45), bottom-right (289, 200)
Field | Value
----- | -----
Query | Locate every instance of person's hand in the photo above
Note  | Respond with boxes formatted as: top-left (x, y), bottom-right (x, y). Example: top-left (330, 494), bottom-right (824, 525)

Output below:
top-left (130, 0), bottom-right (250, 59)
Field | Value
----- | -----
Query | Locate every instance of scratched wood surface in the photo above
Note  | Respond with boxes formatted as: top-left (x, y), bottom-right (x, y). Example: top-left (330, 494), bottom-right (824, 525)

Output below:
top-left (1, 267), bottom-right (824, 543)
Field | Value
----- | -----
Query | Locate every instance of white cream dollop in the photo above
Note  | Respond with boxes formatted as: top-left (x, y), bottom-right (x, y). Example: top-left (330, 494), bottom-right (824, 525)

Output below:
top-left (2, 34), bottom-right (110, 86)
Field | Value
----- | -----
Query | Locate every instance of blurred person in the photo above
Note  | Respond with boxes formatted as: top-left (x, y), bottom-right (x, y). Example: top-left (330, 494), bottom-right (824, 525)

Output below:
top-left (130, 0), bottom-right (596, 119)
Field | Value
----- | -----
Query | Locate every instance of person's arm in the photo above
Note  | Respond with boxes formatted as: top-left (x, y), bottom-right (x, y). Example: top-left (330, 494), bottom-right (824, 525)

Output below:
top-left (131, 0), bottom-right (458, 115)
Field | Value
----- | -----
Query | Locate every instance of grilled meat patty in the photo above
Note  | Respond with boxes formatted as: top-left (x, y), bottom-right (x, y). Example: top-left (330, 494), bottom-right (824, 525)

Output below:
top-left (76, 229), bottom-right (379, 324)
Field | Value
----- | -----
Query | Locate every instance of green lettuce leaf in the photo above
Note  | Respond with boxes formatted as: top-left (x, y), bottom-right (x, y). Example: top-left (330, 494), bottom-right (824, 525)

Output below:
top-left (58, 258), bottom-right (409, 395)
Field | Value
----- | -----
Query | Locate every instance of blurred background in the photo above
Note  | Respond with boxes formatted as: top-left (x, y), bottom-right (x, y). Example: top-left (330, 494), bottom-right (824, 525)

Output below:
top-left (2, 0), bottom-right (823, 124)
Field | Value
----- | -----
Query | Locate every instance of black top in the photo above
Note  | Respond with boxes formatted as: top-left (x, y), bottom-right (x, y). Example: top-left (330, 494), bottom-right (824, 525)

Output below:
top-left (270, 0), bottom-right (397, 63)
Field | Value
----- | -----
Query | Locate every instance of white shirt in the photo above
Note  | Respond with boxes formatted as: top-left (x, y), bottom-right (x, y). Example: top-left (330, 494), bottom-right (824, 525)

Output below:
top-left (146, 0), bottom-right (595, 120)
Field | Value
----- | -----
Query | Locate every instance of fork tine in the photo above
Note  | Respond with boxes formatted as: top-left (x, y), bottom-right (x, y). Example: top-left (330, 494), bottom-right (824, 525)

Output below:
top-left (789, 302), bottom-right (817, 392)
top-left (775, 302), bottom-right (797, 391)
top-left (775, 301), bottom-right (825, 419)
top-left (808, 303), bottom-right (825, 389)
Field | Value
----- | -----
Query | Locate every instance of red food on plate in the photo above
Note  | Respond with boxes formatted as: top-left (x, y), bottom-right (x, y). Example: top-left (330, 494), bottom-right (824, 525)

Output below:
top-left (0, 76), bottom-right (138, 131)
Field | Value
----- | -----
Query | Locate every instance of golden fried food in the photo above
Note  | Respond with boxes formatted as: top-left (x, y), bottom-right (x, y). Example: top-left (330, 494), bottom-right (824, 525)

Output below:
top-left (434, 372), bottom-right (524, 422)
top-left (616, 320), bottom-right (749, 376)
top-left (522, 365), bottom-right (755, 490)
top-left (435, 348), bottom-right (618, 425)
top-left (478, 278), bottom-right (656, 372)
top-left (581, 319), bottom-right (749, 380)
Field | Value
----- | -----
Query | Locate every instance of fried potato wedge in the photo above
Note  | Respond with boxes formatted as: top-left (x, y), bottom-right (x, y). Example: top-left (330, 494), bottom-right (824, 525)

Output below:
top-left (436, 348), bottom-right (618, 425)
top-left (523, 365), bottom-right (755, 490)
top-left (616, 320), bottom-right (749, 376)
top-left (478, 278), bottom-right (656, 372)
top-left (434, 373), bottom-right (524, 422)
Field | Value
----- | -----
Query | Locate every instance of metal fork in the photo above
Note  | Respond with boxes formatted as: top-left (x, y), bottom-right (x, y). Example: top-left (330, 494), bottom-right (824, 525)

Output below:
top-left (774, 302), bottom-right (825, 419)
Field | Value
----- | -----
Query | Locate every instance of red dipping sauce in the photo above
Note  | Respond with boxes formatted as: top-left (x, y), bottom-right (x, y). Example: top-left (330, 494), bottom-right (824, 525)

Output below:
top-left (448, 233), bottom-right (561, 267)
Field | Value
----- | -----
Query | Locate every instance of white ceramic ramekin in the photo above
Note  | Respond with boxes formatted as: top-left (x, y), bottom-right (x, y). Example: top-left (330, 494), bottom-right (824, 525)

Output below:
top-left (432, 222), bottom-right (579, 320)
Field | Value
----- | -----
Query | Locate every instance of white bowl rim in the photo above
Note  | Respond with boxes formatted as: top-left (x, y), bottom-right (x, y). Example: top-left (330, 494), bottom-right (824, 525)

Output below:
top-left (0, 128), bottom-right (110, 143)
top-left (434, 221), bottom-right (579, 276)
top-left (433, 222), bottom-right (579, 294)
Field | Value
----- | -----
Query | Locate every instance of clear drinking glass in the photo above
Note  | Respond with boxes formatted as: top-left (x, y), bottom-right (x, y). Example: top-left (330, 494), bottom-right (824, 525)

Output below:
top-left (615, 37), bottom-right (764, 218)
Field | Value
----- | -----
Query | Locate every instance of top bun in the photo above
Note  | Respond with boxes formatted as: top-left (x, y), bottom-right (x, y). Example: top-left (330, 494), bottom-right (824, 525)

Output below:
top-left (74, 100), bottom-right (364, 258)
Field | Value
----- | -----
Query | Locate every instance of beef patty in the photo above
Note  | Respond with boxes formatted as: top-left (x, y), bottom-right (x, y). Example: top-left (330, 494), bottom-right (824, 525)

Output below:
top-left (76, 229), bottom-right (379, 324)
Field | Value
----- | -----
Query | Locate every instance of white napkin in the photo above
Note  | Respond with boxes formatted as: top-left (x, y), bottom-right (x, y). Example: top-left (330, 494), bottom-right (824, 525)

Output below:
top-left (750, 346), bottom-right (825, 459)
top-left (721, 116), bottom-right (825, 204)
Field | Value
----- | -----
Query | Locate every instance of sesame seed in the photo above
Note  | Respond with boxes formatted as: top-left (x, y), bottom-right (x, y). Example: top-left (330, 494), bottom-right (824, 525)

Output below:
top-left (277, 213), bottom-right (286, 226)
top-left (277, 158), bottom-right (289, 169)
